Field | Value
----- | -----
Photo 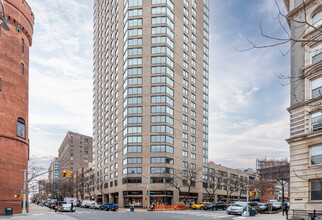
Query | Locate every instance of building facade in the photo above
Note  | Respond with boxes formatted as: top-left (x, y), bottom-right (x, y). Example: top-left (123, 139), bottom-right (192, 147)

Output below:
top-left (283, 0), bottom-right (322, 213)
top-left (92, 0), bottom-right (210, 207)
top-left (58, 131), bottom-right (92, 178)
top-left (256, 158), bottom-right (290, 202)
top-left (48, 157), bottom-right (59, 183)
top-left (0, 0), bottom-right (34, 214)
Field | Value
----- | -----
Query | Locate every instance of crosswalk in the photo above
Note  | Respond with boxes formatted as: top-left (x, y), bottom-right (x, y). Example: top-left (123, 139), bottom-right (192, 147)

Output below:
top-left (31, 210), bottom-right (118, 216)
top-left (165, 210), bottom-right (232, 219)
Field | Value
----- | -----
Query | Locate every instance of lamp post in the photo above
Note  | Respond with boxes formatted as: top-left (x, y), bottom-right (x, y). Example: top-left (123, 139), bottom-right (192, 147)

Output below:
top-left (0, 0), bottom-right (22, 37)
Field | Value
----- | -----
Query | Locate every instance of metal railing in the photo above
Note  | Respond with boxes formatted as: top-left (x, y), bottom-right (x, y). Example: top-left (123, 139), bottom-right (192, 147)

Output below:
top-left (291, 209), bottom-right (322, 220)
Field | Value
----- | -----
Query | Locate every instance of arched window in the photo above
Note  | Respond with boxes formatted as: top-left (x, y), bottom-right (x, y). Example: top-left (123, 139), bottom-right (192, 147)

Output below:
top-left (312, 9), bottom-right (322, 27)
top-left (17, 117), bottom-right (25, 138)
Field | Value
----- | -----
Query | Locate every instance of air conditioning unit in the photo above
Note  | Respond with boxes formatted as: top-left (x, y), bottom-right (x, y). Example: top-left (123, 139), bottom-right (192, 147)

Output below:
top-left (313, 123), bottom-right (322, 131)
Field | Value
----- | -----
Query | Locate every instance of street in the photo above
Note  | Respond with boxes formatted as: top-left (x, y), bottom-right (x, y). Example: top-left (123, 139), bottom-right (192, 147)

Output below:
top-left (0, 204), bottom-right (287, 220)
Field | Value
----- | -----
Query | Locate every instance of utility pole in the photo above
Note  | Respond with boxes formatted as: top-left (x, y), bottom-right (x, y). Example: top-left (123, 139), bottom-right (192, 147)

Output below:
top-left (246, 184), bottom-right (250, 216)
top-left (147, 167), bottom-right (150, 209)
top-left (18, 169), bottom-right (27, 214)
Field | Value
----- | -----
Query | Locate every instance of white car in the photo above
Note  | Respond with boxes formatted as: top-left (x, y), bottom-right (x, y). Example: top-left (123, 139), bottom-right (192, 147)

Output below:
top-left (226, 202), bottom-right (247, 215)
top-left (57, 202), bottom-right (76, 212)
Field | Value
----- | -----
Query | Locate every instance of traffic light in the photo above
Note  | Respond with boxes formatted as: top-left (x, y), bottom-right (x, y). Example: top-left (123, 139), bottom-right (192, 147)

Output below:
top-left (14, 193), bottom-right (23, 198)
top-left (62, 170), bottom-right (67, 177)
top-left (249, 191), bottom-right (257, 197)
top-left (146, 189), bottom-right (149, 195)
top-left (67, 171), bottom-right (72, 178)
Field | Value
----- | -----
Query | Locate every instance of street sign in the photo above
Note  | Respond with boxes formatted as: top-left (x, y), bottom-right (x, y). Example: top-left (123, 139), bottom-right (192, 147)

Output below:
top-left (19, 190), bottom-right (30, 194)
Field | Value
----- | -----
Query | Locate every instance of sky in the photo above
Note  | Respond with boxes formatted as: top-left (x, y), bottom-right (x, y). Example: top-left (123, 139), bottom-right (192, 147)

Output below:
top-left (26, 0), bottom-right (290, 170)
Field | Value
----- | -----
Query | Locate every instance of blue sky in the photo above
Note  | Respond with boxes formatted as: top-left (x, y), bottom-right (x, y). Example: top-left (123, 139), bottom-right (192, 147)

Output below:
top-left (27, 0), bottom-right (290, 170)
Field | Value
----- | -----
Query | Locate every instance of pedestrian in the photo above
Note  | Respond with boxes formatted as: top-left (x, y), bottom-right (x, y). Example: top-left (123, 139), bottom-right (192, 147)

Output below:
top-left (282, 202), bottom-right (289, 219)
top-left (71, 202), bottom-right (74, 212)
top-left (152, 203), bottom-right (155, 211)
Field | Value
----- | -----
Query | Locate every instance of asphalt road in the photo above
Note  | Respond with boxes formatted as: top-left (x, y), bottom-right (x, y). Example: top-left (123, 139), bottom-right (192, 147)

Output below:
top-left (1, 208), bottom-right (243, 220)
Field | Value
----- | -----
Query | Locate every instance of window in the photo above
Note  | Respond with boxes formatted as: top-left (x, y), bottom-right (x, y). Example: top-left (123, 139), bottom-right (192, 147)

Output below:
top-left (123, 126), bottom-right (142, 136)
top-left (311, 44), bottom-right (322, 64)
top-left (151, 125), bottom-right (174, 134)
top-left (128, 0), bottom-right (142, 7)
top-left (151, 75), bottom-right (174, 86)
top-left (151, 167), bottom-right (173, 174)
top-left (123, 167), bottom-right (142, 174)
top-left (152, 16), bottom-right (174, 29)
top-left (151, 36), bottom-right (174, 48)
top-left (312, 9), bottom-right (322, 27)
top-left (128, 9), bottom-right (143, 17)
top-left (123, 145), bottom-right (142, 154)
top-left (123, 106), bottom-right (142, 117)
top-left (151, 86), bottom-right (174, 96)
top-left (151, 95), bottom-right (174, 106)
top-left (123, 96), bottom-right (142, 107)
top-left (123, 136), bottom-right (142, 145)
top-left (151, 6), bottom-right (174, 19)
top-left (151, 56), bottom-right (174, 68)
top-left (21, 63), bottom-right (24, 74)
top-left (182, 161), bottom-right (188, 168)
top-left (124, 67), bottom-right (142, 79)
top-left (312, 76), bottom-right (322, 98)
top-left (128, 28), bottom-right (143, 37)
top-left (151, 115), bottom-right (174, 125)
top-left (151, 0), bottom-right (174, 11)
top-left (17, 117), bottom-right (25, 138)
top-left (128, 57), bottom-right (142, 66)
top-left (128, 18), bottom-right (143, 27)
top-left (151, 105), bottom-right (174, 115)
top-left (128, 48), bottom-right (143, 56)
top-left (151, 157), bottom-right (174, 164)
top-left (150, 135), bottom-right (174, 144)
top-left (151, 26), bottom-right (174, 39)
top-left (311, 111), bottom-right (322, 131)
top-left (128, 38), bottom-right (143, 46)
top-left (151, 145), bottom-right (174, 154)
top-left (151, 46), bottom-right (174, 58)
top-left (21, 38), bottom-right (24, 53)
top-left (310, 179), bottom-right (322, 200)
top-left (123, 177), bottom-right (142, 184)
top-left (311, 145), bottom-right (322, 165)
top-left (182, 141), bottom-right (188, 148)
top-left (182, 150), bottom-right (188, 157)
top-left (151, 66), bottom-right (174, 77)
top-left (123, 157), bottom-right (142, 165)
top-left (123, 116), bottom-right (142, 126)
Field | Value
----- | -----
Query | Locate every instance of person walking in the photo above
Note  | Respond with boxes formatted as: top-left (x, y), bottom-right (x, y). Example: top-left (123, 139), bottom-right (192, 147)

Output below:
top-left (282, 202), bottom-right (289, 219)
top-left (71, 202), bottom-right (74, 212)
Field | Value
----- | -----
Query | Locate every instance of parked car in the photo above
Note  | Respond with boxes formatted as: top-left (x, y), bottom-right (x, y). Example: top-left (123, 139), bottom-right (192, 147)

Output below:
top-left (204, 202), bottom-right (227, 211)
top-left (258, 202), bottom-right (269, 213)
top-left (94, 203), bottom-right (102, 209)
top-left (226, 202), bottom-right (248, 215)
top-left (191, 202), bottom-right (206, 210)
top-left (76, 201), bottom-right (82, 207)
top-left (271, 201), bottom-right (282, 211)
top-left (89, 202), bottom-right (98, 209)
top-left (56, 202), bottom-right (76, 212)
top-left (81, 200), bottom-right (93, 208)
top-left (99, 203), bottom-right (118, 211)
top-left (248, 202), bottom-right (260, 214)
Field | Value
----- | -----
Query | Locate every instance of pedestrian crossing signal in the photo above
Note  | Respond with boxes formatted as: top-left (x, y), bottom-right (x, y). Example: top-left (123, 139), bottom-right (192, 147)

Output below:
top-left (249, 191), bottom-right (257, 197)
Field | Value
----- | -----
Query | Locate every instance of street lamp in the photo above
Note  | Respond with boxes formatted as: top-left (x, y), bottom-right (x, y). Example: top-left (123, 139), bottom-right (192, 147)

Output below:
top-left (0, 0), bottom-right (22, 37)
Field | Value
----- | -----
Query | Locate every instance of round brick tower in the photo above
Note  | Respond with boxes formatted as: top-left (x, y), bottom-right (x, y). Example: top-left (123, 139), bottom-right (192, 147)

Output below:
top-left (0, 0), bottom-right (34, 214)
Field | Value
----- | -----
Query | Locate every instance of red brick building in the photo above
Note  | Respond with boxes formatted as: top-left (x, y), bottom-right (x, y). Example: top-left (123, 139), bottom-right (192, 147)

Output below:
top-left (0, 0), bottom-right (34, 214)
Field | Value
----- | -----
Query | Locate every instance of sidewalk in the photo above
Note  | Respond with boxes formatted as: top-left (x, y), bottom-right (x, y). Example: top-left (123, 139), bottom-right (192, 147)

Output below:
top-left (241, 212), bottom-right (290, 220)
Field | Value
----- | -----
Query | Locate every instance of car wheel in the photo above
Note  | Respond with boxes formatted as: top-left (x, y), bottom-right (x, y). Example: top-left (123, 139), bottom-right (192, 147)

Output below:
top-left (192, 208), bottom-right (195, 210)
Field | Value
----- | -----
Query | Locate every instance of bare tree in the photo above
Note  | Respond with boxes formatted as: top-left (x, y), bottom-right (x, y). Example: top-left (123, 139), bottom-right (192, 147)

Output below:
top-left (203, 170), bottom-right (222, 202)
top-left (166, 167), bottom-right (201, 204)
top-left (222, 176), bottom-right (240, 204)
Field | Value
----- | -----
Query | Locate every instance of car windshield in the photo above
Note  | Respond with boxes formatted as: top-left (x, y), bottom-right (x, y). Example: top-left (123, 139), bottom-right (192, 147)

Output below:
top-left (259, 203), bottom-right (267, 206)
top-left (233, 202), bottom-right (247, 207)
top-left (273, 202), bottom-right (282, 205)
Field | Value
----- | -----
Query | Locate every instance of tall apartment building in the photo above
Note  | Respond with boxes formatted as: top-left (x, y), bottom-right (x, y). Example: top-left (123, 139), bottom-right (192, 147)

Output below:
top-left (283, 0), bottom-right (322, 213)
top-left (92, 0), bottom-right (210, 207)
top-left (58, 131), bottom-right (92, 178)
top-left (48, 157), bottom-right (59, 183)
top-left (0, 0), bottom-right (34, 214)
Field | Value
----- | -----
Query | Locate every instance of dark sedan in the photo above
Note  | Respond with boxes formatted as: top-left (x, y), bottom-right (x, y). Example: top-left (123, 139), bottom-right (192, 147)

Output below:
top-left (204, 202), bottom-right (227, 211)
